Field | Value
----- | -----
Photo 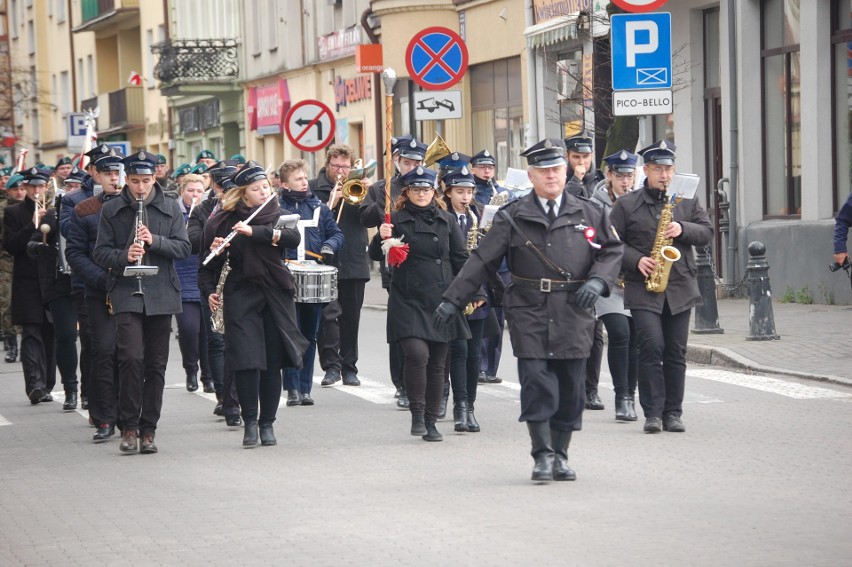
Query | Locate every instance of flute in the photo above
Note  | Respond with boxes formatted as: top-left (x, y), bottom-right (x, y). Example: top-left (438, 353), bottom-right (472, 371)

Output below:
top-left (186, 196), bottom-right (198, 228)
top-left (202, 193), bottom-right (278, 266)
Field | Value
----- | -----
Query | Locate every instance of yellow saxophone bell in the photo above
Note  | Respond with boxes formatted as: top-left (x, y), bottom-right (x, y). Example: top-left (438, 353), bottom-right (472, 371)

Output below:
top-left (424, 134), bottom-right (451, 167)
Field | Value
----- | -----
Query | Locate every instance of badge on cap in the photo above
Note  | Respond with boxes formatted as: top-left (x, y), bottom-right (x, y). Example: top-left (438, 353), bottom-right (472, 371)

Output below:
top-left (660, 141), bottom-right (668, 150)
top-left (137, 151), bottom-right (146, 160)
top-left (544, 140), bottom-right (553, 149)
top-left (620, 151), bottom-right (628, 160)
top-left (29, 167), bottom-right (37, 175)
top-left (415, 166), bottom-right (424, 175)
top-left (100, 144), bottom-right (109, 154)
top-left (391, 137), bottom-right (399, 145)
top-left (409, 140), bottom-right (417, 148)
top-left (483, 150), bottom-right (490, 157)
top-left (461, 166), bottom-right (469, 175)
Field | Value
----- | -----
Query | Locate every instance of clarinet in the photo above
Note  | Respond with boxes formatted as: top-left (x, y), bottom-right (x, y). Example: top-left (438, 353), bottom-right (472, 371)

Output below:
top-left (133, 196), bottom-right (145, 297)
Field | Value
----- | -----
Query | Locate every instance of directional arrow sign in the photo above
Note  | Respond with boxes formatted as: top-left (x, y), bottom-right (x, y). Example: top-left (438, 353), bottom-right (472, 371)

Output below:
top-left (285, 100), bottom-right (336, 153)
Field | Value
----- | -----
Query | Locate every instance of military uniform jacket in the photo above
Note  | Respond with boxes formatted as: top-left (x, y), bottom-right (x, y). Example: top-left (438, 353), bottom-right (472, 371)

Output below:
top-left (609, 186), bottom-right (713, 315)
top-left (368, 206), bottom-right (470, 344)
top-left (93, 185), bottom-right (191, 316)
top-left (442, 190), bottom-right (623, 360)
top-left (66, 192), bottom-right (119, 298)
top-left (188, 194), bottom-right (217, 255)
top-left (310, 168), bottom-right (369, 280)
top-left (3, 198), bottom-right (45, 324)
top-left (27, 208), bottom-right (71, 304)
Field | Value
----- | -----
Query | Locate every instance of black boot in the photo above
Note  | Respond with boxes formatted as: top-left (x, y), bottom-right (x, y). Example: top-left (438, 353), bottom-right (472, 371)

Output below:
top-left (615, 397), bottom-right (631, 421)
top-left (437, 381), bottom-right (449, 419)
top-left (422, 420), bottom-right (443, 442)
top-left (186, 371), bottom-right (198, 392)
top-left (242, 419), bottom-right (259, 447)
top-left (63, 392), bottom-right (78, 411)
top-left (4, 335), bottom-right (17, 363)
top-left (397, 390), bottom-right (409, 410)
top-left (259, 423), bottom-right (276, 446)
top-left (466, 404), bottom-right (480, 433)
top-left (410, 411), bottom-right (427, 436)
top-left (585, 390), bottom-right (604, 410)
top-left (453, 400), bottom-right (469, 432)
top-left (551, 429), bottom-right (576, 481)
top-left (527, 422), bottom-right (554, 482)
top-left (626, 396), bottom-right (638, 421)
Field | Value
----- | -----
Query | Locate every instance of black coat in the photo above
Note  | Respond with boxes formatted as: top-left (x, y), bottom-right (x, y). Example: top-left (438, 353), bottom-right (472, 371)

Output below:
top-left (3, 198), bottom-right (45, 324)
top-left (310, 168), bottom-right (369, 281)
top-left (609, 186), bottom-right (713, 315)
top-left (368, 205), bottom-right (470, 343)
top-left (188, 193), bottom-right (217, 255)
top-left (360, 175), bottom-right (403, 288)
top-left (442, 190), bottom-right (623, 360)
top-left (27, 208), bottom-right (71, 304)
top-left (93, 185), bottom-right (191, 316)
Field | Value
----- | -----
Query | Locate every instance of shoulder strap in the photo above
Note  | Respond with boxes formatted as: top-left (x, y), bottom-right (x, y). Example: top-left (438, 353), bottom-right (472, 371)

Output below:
top-left (498, 209), bottom-right (570, 279)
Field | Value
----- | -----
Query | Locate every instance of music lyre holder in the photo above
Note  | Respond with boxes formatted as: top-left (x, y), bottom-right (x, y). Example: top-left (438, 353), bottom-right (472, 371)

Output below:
top-left (124, 265), bottom-right (160, 277)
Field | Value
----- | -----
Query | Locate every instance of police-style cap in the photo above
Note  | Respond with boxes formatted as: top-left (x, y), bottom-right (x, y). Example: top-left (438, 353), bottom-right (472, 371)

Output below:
top-left (232, 160), bottom-right (267, 186)
top-left (389, 135), bottom-right (413, 156)
top-left (171, 163), bottom-right (191, 179)
top-left (23, 166), bottom-right (52, 185)
top-left (94, 147), bottom-right (124, 172)
top-left (85, 143), bottom-right (113, 160)
top-left (65, 167), bottom-right (88, 184)
top-left (441, 166), bottom-right (476, 189)
top-left (470, 149), bottom-right (496, 166)
top-left (603, 150), bottom-right (638, 173)
top-left (208, 160), bottom-right (239, 183)
top-left (397, 138), bottom-right (427, 161)
top-left (55, 157), bottom-right (73, 168)
top-left (564, 135), bottom-right (594, 154)
top-left (438, 152), bottom-right (471, 171)
top-left (195, 149), bottom-right (216, 162)
top-left (190, 162), bottom-right (208, 175)
top-left (229, 153), bottom-right (246, 164)
top-left (638, 140), bottom-right (676, 165)
top-left (156, 154), bottom-right (167, 165)
top-left (400, 166), bottom-right (436, 189)
top-left (521, 139), bottom-right (567, 168)
top-left (123, 151), bottom-right (158, 175)
top-left (6, 173), bottom-right (24, 189)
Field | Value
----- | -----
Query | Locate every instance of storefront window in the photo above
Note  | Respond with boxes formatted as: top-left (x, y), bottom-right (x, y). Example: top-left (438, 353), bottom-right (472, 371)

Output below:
top-left (470, 57), bottom-right (524, 180)
top-left (833, 0), bottom-right (852, 210)
top-left (762, 0), bottom-right (801, 217)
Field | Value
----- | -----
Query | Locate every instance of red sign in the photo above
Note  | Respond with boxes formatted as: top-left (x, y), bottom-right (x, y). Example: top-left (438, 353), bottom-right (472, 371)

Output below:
top-left (285, 100), bottom-right (336, 153)
top-left (318, 25), bottom-right (362, 61)
top-left (405, 27), bottom-right (468, 91)
top-left (334, 75), bottom-right (373, 112)
top-left (612, 0), bottom-right (668, 12)
top-left (247, 79), bottom-right (290, 135)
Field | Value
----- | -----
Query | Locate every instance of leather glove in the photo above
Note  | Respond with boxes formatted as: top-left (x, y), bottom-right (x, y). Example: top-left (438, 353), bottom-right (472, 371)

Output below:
top-left (320, 245), bottom-right (335, 266)
top-left (432, 301), bottom-right (460, 331)
top-left (575, 277), bottom-right (606, 309)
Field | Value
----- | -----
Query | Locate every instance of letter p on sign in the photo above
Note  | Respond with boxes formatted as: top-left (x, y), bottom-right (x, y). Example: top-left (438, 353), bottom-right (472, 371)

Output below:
top-left (625, 21), bottom-right (658, 67)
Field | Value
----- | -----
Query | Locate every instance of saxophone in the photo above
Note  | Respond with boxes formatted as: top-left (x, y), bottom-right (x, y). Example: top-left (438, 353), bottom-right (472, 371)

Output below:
top-left (463, 204), bottom-right (479, 316)
top-left (645, 186), bottom-right (683, 293)
top-left (210, 255), bottom-right (231, 334)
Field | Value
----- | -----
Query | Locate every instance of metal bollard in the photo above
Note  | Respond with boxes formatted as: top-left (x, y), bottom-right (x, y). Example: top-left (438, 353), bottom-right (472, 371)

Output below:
top-left (746, 241), bottom-right (780, 341)
top-left (692, 246), bottom-right (724, 334)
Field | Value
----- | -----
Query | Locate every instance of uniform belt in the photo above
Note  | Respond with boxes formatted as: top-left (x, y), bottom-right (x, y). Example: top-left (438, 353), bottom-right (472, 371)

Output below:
top-left (510, 274), bottom-right (585, 292)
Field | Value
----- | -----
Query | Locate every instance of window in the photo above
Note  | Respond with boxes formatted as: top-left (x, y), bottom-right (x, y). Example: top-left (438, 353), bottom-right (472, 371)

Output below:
top-left (146, 29), bottom-right (155, 87)
top-left (470, 57), bottom-right (524, 179)
top-left (51, 74), bottom-right (57, 112)
top-left (27, 19), bottom-right (34, 54)
top-left (762, 0), bottom-right (801, 218)
top-left (10, 0), bottom-right (17, 39)
top-left (76, 58), bottom-right (84, 103)
top-left (60, 71), bottom-right (70, 115)
top-left (251, 3), bottom-right (261, 56)
top-left (267, 0), bottom-right (278, 51)
top-left (87, 55), bottom-right (94, 98)
top-left (56, 0), bottom-right (66, 23)
top-left (833, 0), bottom-right (852, 211)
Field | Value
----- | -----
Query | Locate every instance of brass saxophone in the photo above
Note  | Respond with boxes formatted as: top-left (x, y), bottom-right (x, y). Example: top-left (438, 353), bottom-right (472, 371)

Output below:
top-left (463, 204), bottom-right (479, 316)
top-left (210, 255), bottom-right (231, 334)
top-left (645, 186), bottom-right (682, 293)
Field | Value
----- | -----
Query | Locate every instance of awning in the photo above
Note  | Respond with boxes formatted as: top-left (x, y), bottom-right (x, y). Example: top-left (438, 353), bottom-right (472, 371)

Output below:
top-left (524, 17), bottom-right (578, 49)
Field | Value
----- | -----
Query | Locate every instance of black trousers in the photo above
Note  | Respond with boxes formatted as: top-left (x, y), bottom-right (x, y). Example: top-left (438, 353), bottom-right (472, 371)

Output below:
top-left (599, 313), bottom-right (638, 399)
top-left (86, 296), bottom-right (119, 427)
top-left (517, 357), bottom-right (585, 432)
top-left (399, 338), bottom-right (448, 422)
top-left (585, 319), bottom-right (604, 394)
top-left (318, 279), bottom-right (366, 376)
top-left (385, 289), bottom-right (405, 390)
top-left (115, 312), bottom-right (171, 434)
top-left (631, 303), bottom-right (691, 419)
top-left (71, 288), bottom-right (92, 398)
top-left (20, 320), bottom-right (54, 396)
top-left (448, 317), bottom-right (485, 407)
top-left (175, 302), bottom-right (211, 381)
top-left (47, 295), bottom-right (79, 393)
top-left (234, 308), bottom-right (285, 424)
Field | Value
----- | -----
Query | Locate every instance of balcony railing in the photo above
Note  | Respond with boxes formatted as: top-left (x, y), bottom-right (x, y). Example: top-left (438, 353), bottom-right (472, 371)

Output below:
top-left (78, 87), bottom-right (143, 131)
top-left (152, 39), bottom-right (239, 86)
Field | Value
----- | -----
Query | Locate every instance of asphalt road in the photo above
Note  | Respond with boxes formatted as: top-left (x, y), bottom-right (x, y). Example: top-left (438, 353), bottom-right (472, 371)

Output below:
top-left (1, 308), bottom-right (850, 566)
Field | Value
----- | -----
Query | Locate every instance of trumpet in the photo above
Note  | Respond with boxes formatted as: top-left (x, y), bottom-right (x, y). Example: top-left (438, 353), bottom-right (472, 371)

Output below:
top-left (335, 158), bottom-right (374, 223)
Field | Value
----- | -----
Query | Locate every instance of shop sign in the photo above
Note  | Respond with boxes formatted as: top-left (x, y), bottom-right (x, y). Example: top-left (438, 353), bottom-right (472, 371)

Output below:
top-left (248, 79), bottom-right (290, 135)
top-left (355, 44), bottom-right (383, 73)
top-left (532, 0), bottom-right (594, 25)
top-left (318, 25), bottom-right (362, 61)
top-left (334, 75), bottom-right (373, 112)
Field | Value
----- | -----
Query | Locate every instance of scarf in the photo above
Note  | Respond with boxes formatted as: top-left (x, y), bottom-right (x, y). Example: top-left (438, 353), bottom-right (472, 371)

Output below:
top-left (404, 200), bottom-right (438, 224)
top-left (643, 180), bottom-right (667, 203)
top-left (281, 189), bottom-right (311, 204)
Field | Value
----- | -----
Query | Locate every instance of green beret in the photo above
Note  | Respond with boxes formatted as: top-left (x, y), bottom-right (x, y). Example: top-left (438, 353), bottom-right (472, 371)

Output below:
top-left (156, 154), bottom-right (167, 165)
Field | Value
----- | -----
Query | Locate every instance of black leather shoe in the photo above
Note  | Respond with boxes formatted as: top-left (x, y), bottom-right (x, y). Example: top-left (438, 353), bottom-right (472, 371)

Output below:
top-left (625, 397), bottom-right (638, 421)
top-left (259, 424), bottom-right (277, 446)
top-left (119, 430), bottom-right (138, 453)
top-left (394, 388), bottom-right (402, 399)
top-left (40, 392), bottom-right (54, 403)
top-left (615, 397), bottom-right (630, 421)
top-left (485, 375), bottom-right (503, 384)
top-left (286, 390), bottom-right (301, 406)
top-left (93, 424), bottom-right (115, 442)
top-left (410, 412), bottom-right (427, 436)
top-left (466, 408), bottom-right (480, 433)
top-left (243, 421), bottom-right (259, 447)
top-left (422, 421), bottom-right (443, 442)
top-left (663, 414), bottom-right (686, 432)
top-left (186, 372), bottom-right (198, 392)
top-left (140, 434), bottom-right (158, 454)
top-left (321, 369), bottom-right (341, 386)
top-left (477, 371), bottom-right (488, 384)
top-left (585, 391), bottom-right (605, 410)
top-left (644, 417), bottom-right (663, 433)
top-left (4, 335), bottom-right (17, 363)
top-left (225, 414), bottom-right (242, 427)
top-left (29, 387), bottom-right (45, 405)
top-left (63, 392), bottom-right (78, 411)
top-left (80, 396), bottom-right (89, 410)
top-left (453, 400), bottom-right (469, 432)
top-left (342, 373), bottom-right (360, 386)
top-left (213, 402), bottom-right (224, 416)
top-left (397, 392), bottom-right (409, 410)
top-left (299, 393), bottom-right (314, 406)
top-left (202, 381), bottom-right (215, 393)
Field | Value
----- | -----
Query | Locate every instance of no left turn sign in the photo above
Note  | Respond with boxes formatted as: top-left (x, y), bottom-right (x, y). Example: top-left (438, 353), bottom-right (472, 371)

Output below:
top-left (285, 100), bottom-right (336, 153)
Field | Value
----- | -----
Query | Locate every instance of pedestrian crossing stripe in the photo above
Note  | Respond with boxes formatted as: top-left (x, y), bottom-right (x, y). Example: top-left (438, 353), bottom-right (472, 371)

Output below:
top-left (0, 413), bottom-right (10, 427)
top-left (689, 369), bottom-right (852, 400)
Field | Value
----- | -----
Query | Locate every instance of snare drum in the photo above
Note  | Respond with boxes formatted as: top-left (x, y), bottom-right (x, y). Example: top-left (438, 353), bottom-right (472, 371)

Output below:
top-left (288, 262), bottom-right (338, 303)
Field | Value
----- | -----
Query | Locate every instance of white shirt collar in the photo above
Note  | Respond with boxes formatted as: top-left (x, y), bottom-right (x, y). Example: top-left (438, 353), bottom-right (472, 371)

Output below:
top-left (537, 193), bottom-right (563, 215)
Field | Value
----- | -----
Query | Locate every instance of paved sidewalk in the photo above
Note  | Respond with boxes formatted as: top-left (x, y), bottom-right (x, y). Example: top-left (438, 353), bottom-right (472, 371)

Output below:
top-left (361, 273), bottom-right (852, 386)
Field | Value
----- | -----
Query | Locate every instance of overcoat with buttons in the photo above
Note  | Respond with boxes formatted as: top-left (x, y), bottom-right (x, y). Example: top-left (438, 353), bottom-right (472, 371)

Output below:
top-left (442, 190), bottom-right (623, 360)
top-left (609, 184), bottom-right (713, 315)
top-left (3, 198), bottom-right (45, 325)
top-left (368, 205), bottom-right (471, 344)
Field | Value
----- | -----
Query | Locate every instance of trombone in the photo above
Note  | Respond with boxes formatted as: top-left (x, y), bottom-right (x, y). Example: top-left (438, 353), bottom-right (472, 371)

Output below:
top-left (335, 158), bottom-right (375, 223)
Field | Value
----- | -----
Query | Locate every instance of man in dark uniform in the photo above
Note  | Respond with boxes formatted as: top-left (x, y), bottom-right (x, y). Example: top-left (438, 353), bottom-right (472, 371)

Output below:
top-left (470, 148), bottom-right (506, 208)
top-left (609, 141), bottom-right (713, 434)
top-left (66, 150), bottom-right (125, 441)
top-left (54, 157), bottom-right (74, 186)
top-left (155, 154), bottom-right (169, 187)
top-left (3, 167), bottom-right (57, 403)
top-left (564, 134), bottom-right (600, 199)
top-left (93, 151), bottom-right (191, 454)
top-left (311, 144), bottom-right (370, 387)
top-left (195, 149), bottom-right (217, 169)
top-left (436, 139), bottom-right (622, 482)
top-left (1, 173), bottom-right (25, 362)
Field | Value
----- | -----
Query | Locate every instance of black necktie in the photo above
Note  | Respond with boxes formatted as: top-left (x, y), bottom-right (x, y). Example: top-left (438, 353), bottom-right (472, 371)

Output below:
top-left (546, 200), bottom-right (557, 222)
top-left (459, 214), bottom-right (467, 233)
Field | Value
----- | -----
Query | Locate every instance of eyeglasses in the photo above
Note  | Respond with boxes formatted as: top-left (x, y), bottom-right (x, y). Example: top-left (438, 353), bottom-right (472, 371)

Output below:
top-left (613, 173), bottom-right (635, 180)
top-left (328, 163), bottom-right (352, 171)
top-left (647, 165), bottom-right (674, 174)
top-left (408, 187), bottom-right (434, 195)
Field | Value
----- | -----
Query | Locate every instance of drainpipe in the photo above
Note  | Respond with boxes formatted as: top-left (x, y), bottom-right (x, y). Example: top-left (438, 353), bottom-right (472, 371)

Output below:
top-left (726, 0), bottom-right (739, 286)
top-left (525, 0), bottom-right (538, 144)
top-left (361, 4), bottom-right (385, 179)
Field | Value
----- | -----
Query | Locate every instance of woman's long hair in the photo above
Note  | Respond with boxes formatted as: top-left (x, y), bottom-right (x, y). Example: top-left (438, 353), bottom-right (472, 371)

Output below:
top-left (393, 187), bottom-right (447, 212)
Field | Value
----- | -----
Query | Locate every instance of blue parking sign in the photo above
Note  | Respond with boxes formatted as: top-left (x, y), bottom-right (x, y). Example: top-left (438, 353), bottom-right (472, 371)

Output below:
top-left (611, 12), bottom-right (672, 91)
